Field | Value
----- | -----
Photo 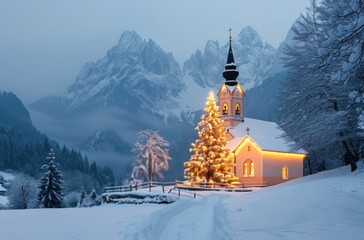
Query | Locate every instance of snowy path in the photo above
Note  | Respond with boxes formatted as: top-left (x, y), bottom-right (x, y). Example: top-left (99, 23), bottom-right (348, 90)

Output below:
top-left (123, 194), bottom-right (233, 240)
top-left (1, 164), bottom-right (364, 240)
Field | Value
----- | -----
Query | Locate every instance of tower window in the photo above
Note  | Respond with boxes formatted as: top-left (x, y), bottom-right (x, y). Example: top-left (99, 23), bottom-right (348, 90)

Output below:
top-left (222, 103), bottom-right (228, 115)
top-left (235, 103), bottom-right (241, 115)
top-left (282, 166), bottom-right (288, 180)
top-left (243, 160), bottom-right (255, 177)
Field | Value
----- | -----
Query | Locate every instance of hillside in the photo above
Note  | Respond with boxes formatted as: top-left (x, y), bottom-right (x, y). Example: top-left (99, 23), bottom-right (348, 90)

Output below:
top-left (0, 91), bottom-right (115, 191)
top-left (0, 163), bottom-right (363, 239)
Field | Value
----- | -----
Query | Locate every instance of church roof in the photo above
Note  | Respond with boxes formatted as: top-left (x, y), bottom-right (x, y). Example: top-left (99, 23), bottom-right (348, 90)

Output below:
top-left (226, 117), bottom-right (306, 154)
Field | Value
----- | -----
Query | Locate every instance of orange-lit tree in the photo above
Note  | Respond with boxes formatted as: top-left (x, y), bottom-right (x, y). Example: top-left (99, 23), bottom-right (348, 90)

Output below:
top-left (184, 91), bottom-right (237, 183)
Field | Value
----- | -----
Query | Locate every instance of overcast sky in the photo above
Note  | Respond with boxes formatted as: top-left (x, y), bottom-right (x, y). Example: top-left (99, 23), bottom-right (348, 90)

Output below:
top-left (0, 0), bottom-right (309, 104)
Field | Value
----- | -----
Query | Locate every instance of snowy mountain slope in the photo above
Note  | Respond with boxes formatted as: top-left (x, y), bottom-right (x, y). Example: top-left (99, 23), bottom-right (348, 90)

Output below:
top-left (183, 26), bottom-right (276, 91)
top-left (31, 31), bottom-right (184, 118)
top-left (1, 163), bottom-right (363, 239)
top-left (243, 19), bottom-right (302, 122)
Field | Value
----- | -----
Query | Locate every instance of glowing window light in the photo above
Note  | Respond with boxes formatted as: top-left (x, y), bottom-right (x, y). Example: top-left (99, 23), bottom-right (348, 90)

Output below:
top-left (250, 162), bottom-right (255, 176)
top-left (243, 159), bottom-right (254, 177)
top-left (235, 103), bottom-right (241, 115)
top-left (222, 103), bottom-right (228, 115)
top-left (243, 161), bottom-right (249, 176)
top-left (282, 166), bottom-right (288, 179)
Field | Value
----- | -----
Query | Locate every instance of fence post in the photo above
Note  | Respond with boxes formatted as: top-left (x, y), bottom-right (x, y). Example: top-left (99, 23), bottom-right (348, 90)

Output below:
top-left (135, 183), bottom-right (138, 191)
top-left (162, 184), bottom-right (165, 193)
top-left (149, 181), bottom-right (151, 192)
top-left (194, 193), bottom-right (196, 199)
top-left (178, 189), bottom-right (180, 197)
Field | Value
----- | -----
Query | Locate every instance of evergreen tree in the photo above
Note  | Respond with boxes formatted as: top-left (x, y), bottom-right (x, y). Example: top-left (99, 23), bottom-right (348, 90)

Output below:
top-left (84, 189), bottom-right (101, 207)
top-left (184, 91), bottom-right (237, 183)
top-left (90, 162), bottom-right (98, 177)
top-left (89, 189), bottom-right (97, 201)
top-left (77, 186), bottom-right (86, 207)
top-left (38, 149), bottom-right (64, 208)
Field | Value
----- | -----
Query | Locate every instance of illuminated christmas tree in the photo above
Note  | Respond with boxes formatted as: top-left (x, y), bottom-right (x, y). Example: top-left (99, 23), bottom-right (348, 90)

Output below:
top-left (184, 91), bottom-right (237, 183)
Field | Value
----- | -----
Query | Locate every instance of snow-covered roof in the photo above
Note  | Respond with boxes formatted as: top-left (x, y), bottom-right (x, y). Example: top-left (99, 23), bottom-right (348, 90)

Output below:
top-left (226, 117), bottom-right (306, 154)
top-left (0, 171), bottom-right (14, 181)
top-left (0, 184), bottom-right (7, 192)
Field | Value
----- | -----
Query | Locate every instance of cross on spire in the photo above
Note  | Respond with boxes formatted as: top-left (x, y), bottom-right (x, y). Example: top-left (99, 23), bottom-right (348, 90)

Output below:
top-left (246, 127), bottom-right (250, 136)
top-left (228, 28), bottom-right (232, 41)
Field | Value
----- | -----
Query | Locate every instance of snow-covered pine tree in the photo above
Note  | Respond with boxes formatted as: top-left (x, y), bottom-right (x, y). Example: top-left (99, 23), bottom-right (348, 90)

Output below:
top-left (89, 189), bottom-right (97, 201)
top-left (184, 91), bottom-right (237, 183)
top-left (38, 149), bottom-right (64, 208)
top-left (77, 186), bottom-right (86, 207)
top-left (131, 130), bottom-right (171, 182)
top-left (85, 189), bottom-right (101, 207)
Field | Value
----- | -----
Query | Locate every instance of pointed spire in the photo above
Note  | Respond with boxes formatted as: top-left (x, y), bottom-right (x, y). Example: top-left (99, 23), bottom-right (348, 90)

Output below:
top-left (223, 29), bottom-right (239, 86)
top-left (226, 28), bottom-right (235, 64)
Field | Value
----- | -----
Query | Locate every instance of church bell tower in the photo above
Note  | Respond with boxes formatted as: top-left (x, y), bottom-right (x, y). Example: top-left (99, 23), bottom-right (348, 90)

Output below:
top-left (217, 30), bottom-right (245, 128)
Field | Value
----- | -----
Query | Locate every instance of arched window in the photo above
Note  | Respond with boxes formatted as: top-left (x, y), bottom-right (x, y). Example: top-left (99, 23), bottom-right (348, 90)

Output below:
top-left (250, 162), bottom-right (255, 176)
top-left (243, 160), bottom-right (255, 177)
top-left (243, 162), bottom-right (249, 176)
top-left (235, 103), bottom-right (241, 115)
top-left (222, 103), bottom-right (228, 115)
top-left (282, 166), bottom-right (288, 180)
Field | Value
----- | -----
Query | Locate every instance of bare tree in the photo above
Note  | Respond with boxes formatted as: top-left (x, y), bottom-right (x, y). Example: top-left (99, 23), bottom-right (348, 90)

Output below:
top-left (131, 130), bottom-right (171, 182)
top-left (8, 174), bottom-right (38, 209)
top-left (280, 0), bottom-right (364, 172)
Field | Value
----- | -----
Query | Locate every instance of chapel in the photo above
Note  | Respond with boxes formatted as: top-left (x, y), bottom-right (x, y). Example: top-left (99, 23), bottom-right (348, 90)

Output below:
top-left (217, 33), bottom-right (306, 186)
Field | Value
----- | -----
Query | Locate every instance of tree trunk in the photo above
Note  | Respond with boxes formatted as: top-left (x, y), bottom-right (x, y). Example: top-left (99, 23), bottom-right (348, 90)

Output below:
top-left (343, 141), bottom-right (358, 172)
top-left (148, 151), bottom-right (153, 181)
top-left (21, 185), bottom-right (26, 209)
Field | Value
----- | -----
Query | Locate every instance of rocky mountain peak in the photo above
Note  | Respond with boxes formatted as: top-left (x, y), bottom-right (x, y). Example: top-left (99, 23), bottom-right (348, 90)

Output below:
top-left (183, 25), bottom-right (276, 90)
top-left (32, 30), bottom-right (183, 117)
top-left (238, 26), bottom-right (264, 48)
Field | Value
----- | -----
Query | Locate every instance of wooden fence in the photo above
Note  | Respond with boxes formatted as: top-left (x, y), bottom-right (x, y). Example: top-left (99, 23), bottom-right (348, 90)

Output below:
top-left (105, 180), bottom-right (268, 195)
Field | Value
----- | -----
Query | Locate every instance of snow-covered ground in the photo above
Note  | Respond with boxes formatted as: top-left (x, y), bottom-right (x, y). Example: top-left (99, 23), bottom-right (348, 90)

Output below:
top-left (0, 164), bottom-right (363, 240)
